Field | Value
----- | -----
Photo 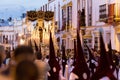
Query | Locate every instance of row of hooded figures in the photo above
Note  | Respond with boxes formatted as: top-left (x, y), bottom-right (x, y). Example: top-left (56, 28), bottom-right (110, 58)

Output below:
top-left (31, 29), bottom-right (120, 80)
top-left (56, 31), bottom-right (120, 80)
top-left (0, 30), bottom-right (119, 80)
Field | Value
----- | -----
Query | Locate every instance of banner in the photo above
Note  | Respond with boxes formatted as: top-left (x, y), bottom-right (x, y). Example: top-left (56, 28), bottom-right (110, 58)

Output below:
top-left (37, 11), bottom-right (44, 19)
top-left (27, 11), bottom-right (54, 21)
top-left (27, 11), bottom-right (37, 21)
top-left (44, 11), bottom-right (54, 21)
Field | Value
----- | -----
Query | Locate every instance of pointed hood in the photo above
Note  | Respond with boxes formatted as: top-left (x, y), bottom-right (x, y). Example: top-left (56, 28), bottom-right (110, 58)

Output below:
top-left (62, 45), bottom-right (67, 62)
top-left (62, 44), bottom-right (67, 76)
top-left (90, 32), bottom-right (117, 80)
top-left (49, 32), bottom-right (56, 60)
top-left (98, 32), bottom-right (109, 70)
top-left (86, 45), bottom-right (96, 74)
top-left (48, 32), bottom-right (60, 80)
top-left (72, 30), bottom-right (90, 80)
top-left (62, 45), bottom-right (66, 61)
top-left (73, 39), bottom-right (77, 66)
top-left (34, 40), bottom-right (39, 52)
top-left (108, 40), bottom-right (116, 71)
top-left (86, 45), bottom-right (96, 61)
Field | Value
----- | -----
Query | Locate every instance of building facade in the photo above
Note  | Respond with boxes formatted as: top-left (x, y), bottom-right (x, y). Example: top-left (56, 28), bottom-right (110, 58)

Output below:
top-left (47, 0), bottom-right (120, 52)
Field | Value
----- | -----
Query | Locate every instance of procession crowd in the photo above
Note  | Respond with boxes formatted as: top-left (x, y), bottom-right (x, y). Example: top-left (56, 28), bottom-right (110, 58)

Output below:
top-left (0, 32), bottom-right (119, 80)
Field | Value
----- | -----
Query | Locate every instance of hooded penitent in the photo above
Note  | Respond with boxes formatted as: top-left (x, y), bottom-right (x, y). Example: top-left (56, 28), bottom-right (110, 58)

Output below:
top-left (48, 32), bottom-right (61, 80)
top-left (72, 39), bottom-right (77, 66)
top-left (72, 30), bottom-right (90, 80)
top-left (108, 41), bottom-right (119, 79)
top-left (62, 45), bottom-right (67, 76)
top-left (86, 45), bottom-right (96, 74)
top-left (90, 32), bottom-right (117, 80)
top-left (108, 40), bottom-right (116, 72)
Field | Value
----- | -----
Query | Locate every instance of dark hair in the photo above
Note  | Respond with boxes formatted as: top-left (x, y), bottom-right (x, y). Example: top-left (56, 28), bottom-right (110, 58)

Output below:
top-left (14, 46), bottom-right (34, 57)
top-left (35, 51), bottom-right (42, 60)
top-left (15, 60), bottom-right (39, 80)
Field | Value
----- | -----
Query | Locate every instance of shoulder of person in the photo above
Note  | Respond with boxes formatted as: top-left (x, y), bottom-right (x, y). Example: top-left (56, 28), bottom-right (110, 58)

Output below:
top-left (0, 75), bottom-right (11, 80)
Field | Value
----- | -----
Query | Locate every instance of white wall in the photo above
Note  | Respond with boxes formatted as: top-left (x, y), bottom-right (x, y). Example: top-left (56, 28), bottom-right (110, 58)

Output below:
top-left (72, 0), bottom-right (77, 28)
top-left (92, 0), bottom-right (100, 26)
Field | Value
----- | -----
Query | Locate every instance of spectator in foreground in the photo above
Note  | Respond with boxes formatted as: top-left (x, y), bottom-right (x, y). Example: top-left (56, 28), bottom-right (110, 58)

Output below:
top-left (15, 60), bottom-right (39, 80)
top-left (14, 45), bottom-right (35, 63)
top-left (1, 45), bottom-right (35, 77)
top-left (0, 45), bottom-right (8, 73)
top-left (0, 45), bottom-right (10, 80)
top-left (34, 51), bottom-right (50, 80)
top-left (0, 45), bottom-right (6, 67)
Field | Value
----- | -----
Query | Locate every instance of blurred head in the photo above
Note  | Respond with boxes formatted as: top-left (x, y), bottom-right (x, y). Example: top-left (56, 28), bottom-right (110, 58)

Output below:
top-left (14, 46), bottom-right (34, 63)
top-left (15, 60), bottom-right (39, 80)
top-left (0, 45), bottom-right (6, 62)
top-left (35, 51), bottom-right (42, 60)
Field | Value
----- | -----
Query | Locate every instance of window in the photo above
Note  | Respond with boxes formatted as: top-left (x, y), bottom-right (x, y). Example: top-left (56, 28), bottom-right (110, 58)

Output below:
top-left (45, 4), bottom-right (47, 11)
top-left (67, 6), bottom-right (72, 30)
top-left (99, 4), bottom-right (107, 22)
top-left (62, 9), bottom-right (66, 31)
top-left (88, 0), bottom-right (92, 26)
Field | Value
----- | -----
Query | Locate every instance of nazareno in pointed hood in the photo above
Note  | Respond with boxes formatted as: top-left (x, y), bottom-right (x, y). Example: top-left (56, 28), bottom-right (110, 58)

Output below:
top-left (86, 45), bottom-right (96, 61)
top-left (108, 40), bottom-right (116, 71)
top-left (48, 32), bottom-right (61, 80)
top-left (73, 39), bottom-right (77, 66)
top-left (72, 30), bottom-right (90, 80)
top-left (90, 32), bottom-right (117, 80)
top-left (62, 44), bottom-right (67, 76)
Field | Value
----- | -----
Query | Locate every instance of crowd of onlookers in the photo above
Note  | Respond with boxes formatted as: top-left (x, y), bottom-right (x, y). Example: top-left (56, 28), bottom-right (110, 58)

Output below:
top-left (0, 45), bottom-right (50, 80)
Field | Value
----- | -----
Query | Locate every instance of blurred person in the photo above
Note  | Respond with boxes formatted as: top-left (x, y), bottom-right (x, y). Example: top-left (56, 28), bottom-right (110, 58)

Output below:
top-left (34, 51), bottom-right (50, 80)
top-left (1, 45), bottom-right (35, 77)
top-left (0, 49), bottom-right (11, 80)
top-left (0, 45), bottom-right (6, 65)
top-left (14, 45), bottom-right (35, 63)
top-left (0, 45), bottom-right (8, 73)
top-left (15, 60), bottom-right (39, 80)
top-left (5, 51), bottom-right (11, 65)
